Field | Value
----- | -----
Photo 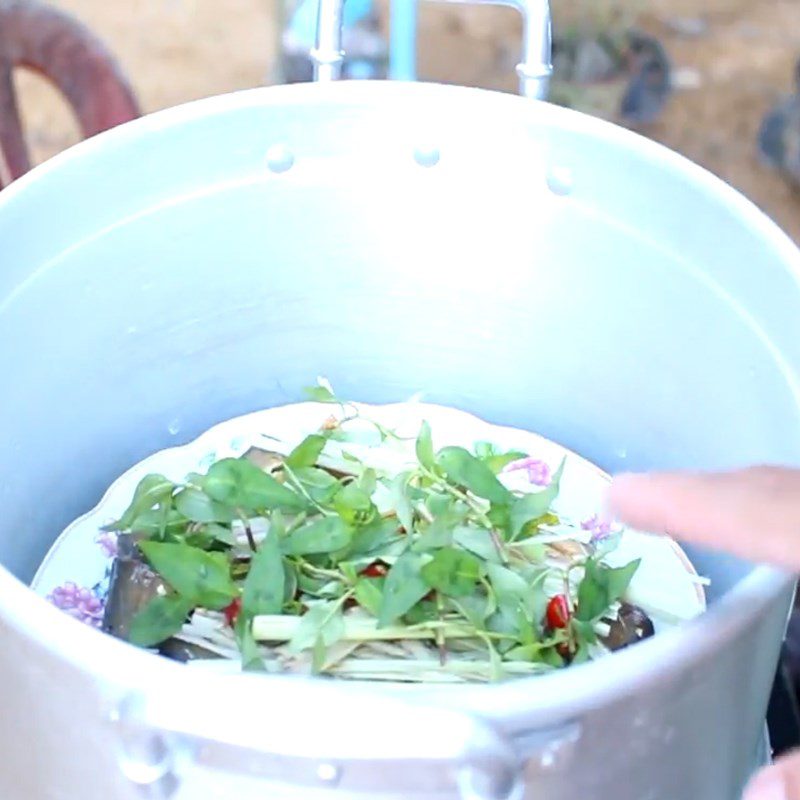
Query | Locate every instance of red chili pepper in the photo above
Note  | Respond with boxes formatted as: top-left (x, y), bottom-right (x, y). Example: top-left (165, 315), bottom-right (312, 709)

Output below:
top-left (360, 561), bottom-right (388, 578)
top-left (546, 594), bottom-right (571, 629)
top-left (223, 597), bottom-right (242, 627)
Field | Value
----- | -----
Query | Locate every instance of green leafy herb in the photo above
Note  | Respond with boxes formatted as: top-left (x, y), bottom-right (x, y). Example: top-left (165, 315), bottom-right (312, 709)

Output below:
top-left (379, 552), bottom-right (432, 627)
top-left (576, 557), bottom-right (641, 622)
top-left (421, 547), bottom-right (484, 597)
top-left (286, 434), bottom-right (328, 469)
top-left (129, 594), bottom-right (194, 648)
top-left (437, 446), bottom-right (512, 505)
top-left (333, 483), bottom-right (377, 526)
top-left (509, 458), bottom-right (565, 537)
top-left (203, 458), bottom-right (307, 513)
top-left (354, 577), bottom-right (384, 617)
top-left (139, 541), bottom-right (238, 609)
top-left (242, 528), bottom-right (285, 616)
top-left (415, 421), bottom-right (436, 471)
top-left (106, 474), bottom-right (175, 530)
top-left (283, 517), bottom-right (353, 556)
top-left (174, 487), bottom-right (235, 524)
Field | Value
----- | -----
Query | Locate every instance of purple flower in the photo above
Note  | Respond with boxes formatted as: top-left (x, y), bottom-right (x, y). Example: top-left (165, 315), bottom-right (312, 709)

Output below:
top-left (47, 582), bottom-right (105, 628)
top-left (503, 457), bottom-right (551, 486)
top-left (581, 514), bottom-right (612, 543)
top-left (96, 532), bottom-right (118, 559)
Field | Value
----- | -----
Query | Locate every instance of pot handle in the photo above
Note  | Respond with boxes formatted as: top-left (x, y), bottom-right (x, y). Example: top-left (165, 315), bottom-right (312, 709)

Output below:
top-left (112, 676), bottom-right (524, 799)
top-left (311, 0), bottom-right (553, 100)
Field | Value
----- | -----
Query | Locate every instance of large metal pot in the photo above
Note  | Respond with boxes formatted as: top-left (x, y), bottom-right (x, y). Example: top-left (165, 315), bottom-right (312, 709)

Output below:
top-left (0, 2), bottom-right (799, 798)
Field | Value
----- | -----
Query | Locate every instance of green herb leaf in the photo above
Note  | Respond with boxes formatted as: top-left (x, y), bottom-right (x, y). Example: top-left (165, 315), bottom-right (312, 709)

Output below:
top-left (287, 601), bottom-right (345, 653)
top-left (421, 547), bottom-right (484, 597)
top-left (379, 551), bottom-right (432, 626)
top-left (415, 421), bottom-right (436, 470)
top-left (286, 434), bottom-right (328, 469)
top-left (292, 467), bottom-right (341, 505)
top-left (203, 458), bottom-right (307, 513)
top-left (389, 471), bottom-right (415, 534)
top-left (107, 474), bottom-right (175, 530)
top-left (474, 442), bottom-right (528, 475)
top-left (453, 525), bottom-right (502, 563)
top-left (354, 577), bottom-right (384, 617)
top-left (139, 541), bottom-right (238, 609)
top-left (333, 483), bottom-right (377, 526)
top-left (486, 562), bottom-right (530, 618)
top-left (283, 517), bottom-right (353, 556)
top-left (174, 487), bottom-right (236, 524)
top-left (347, 517), bottom-right (402, 559)
top-left (242, 528), bottom-right (285, 616)
top-left (128, 594), bottom-right (194, 648)
top-left (127, 508), bottom-right (188, 539)
top-left (437, 446), bottom-right (512, 505)
top-left (509, 458), bottom-right (565, 537)
top-left (576, 557), bottom-right (641, 622)
top-left (235, 614), bottom-right (265, 672)
top-left (303, 384), bottom-right (337, 403)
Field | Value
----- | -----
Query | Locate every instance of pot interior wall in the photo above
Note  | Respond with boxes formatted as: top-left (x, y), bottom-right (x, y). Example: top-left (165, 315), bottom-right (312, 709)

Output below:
top-left (0, 86), bottom-right (798, 606)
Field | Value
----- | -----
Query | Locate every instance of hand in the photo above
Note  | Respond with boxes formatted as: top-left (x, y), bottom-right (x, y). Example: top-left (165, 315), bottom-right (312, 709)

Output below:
top-left (609, 466), bottom-right (800, 800)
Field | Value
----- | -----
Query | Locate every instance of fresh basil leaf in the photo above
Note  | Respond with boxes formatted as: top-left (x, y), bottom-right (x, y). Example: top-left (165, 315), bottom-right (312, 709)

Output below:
top-left (174, 487), bottom-right (235, 524)
top-left (576, 557), bottom-right (641, 622)
top-left (235, 614), bottom-right (265, 672)
top-left (354, 577), bottom-right (384, 617)
top-left (357, 468), bottom-right (378, 496)
top-left (242, 529), bottom-right (284, 616)
top-left (389, 471), bottom-right (415, 534)
top-left (509, 458), bottom-right (565, 537)
top-left (403, 599), bottom-right (439, 624)
top-left (455, 594), bottom-right (493, 628)
top-left (203, 458), bottom-right (307, 513)
top-left (139, 541), bottom-right (238, 609)
top-left (283, 517), bottom-right (353, 556)
top-left (287, 602), bottom-right (345, 653)
top-left (128, 594), bottom-right (193, 648)
top-left (486, 562), bottom-right (530, 618)
top-left (127, 507), bottom-right (188, 538)
top-left (347, 517), bottom-right (402, 558)
top-left (453, 525), bottom-right (502, 563)
top-left (292, 467), bottom-right (340, 505)
top-left (379, 551), bottom-right (432, 627)
top-left (107, 474), bottom-right (175, 530)
top-left (474, 442), bottom-right (528, 475)
top-left (415, 420), bottom-right (436, 471)
top-left (333, 483), bottom-right (377, 526)
top-left (421, 547), bottom-right (483, 597)
top-left (303, 385), bottom-right (337, 403)
top-left (286, 434), bottom-right (327, 469)
top-left (437, 446), bottom-right (512, 505)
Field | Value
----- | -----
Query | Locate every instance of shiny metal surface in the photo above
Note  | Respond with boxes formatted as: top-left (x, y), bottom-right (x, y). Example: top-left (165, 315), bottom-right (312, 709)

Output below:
top-left (314, 0), bottom-right (553, 98)
top-left (0, 78), bottom-right (798, 799)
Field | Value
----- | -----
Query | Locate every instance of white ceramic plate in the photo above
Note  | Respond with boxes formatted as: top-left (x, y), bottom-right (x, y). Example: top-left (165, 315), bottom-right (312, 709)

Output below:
top-left (32, 401), bottom-right (706, 635)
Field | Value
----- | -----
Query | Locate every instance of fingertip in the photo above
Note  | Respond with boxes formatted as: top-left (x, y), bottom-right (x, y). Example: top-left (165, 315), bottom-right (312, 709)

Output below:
top-left (743, 766), bottom-right (788, 800)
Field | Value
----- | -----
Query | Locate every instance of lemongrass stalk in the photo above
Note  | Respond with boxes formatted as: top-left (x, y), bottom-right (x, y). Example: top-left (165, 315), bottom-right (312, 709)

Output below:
top-left (252, 615), bottom-right (478, 643)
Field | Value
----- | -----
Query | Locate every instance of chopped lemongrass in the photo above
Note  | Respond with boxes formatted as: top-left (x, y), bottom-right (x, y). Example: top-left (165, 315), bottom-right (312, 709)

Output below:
top-left (252, 616), bottom-right (480, 644)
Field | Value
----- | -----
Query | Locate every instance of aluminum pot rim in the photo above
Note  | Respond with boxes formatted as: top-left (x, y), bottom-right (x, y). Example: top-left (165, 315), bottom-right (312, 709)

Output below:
top-left (0, 81), bottom-right (798, 725)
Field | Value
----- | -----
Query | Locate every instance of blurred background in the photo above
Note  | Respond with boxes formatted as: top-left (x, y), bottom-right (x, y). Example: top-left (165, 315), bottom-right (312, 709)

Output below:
top-left (8, 0), bottom-right (800, 241)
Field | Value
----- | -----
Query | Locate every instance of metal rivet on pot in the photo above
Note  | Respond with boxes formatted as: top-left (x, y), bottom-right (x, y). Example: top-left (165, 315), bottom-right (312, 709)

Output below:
top-left (546, 166), bottom-right (574, 196)
top-left (316, 763), bottom-right (341, 785)
top-left (455, 764), bottom-right (523, 800)
top-left (266, 145), bottom-right (295, 173)
top-left (414, 145), bottom-right (441, 168)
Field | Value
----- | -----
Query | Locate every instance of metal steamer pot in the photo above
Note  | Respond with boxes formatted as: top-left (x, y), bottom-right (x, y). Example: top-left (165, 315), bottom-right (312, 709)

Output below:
top-left (0, 1), bottom-right (799, 798)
